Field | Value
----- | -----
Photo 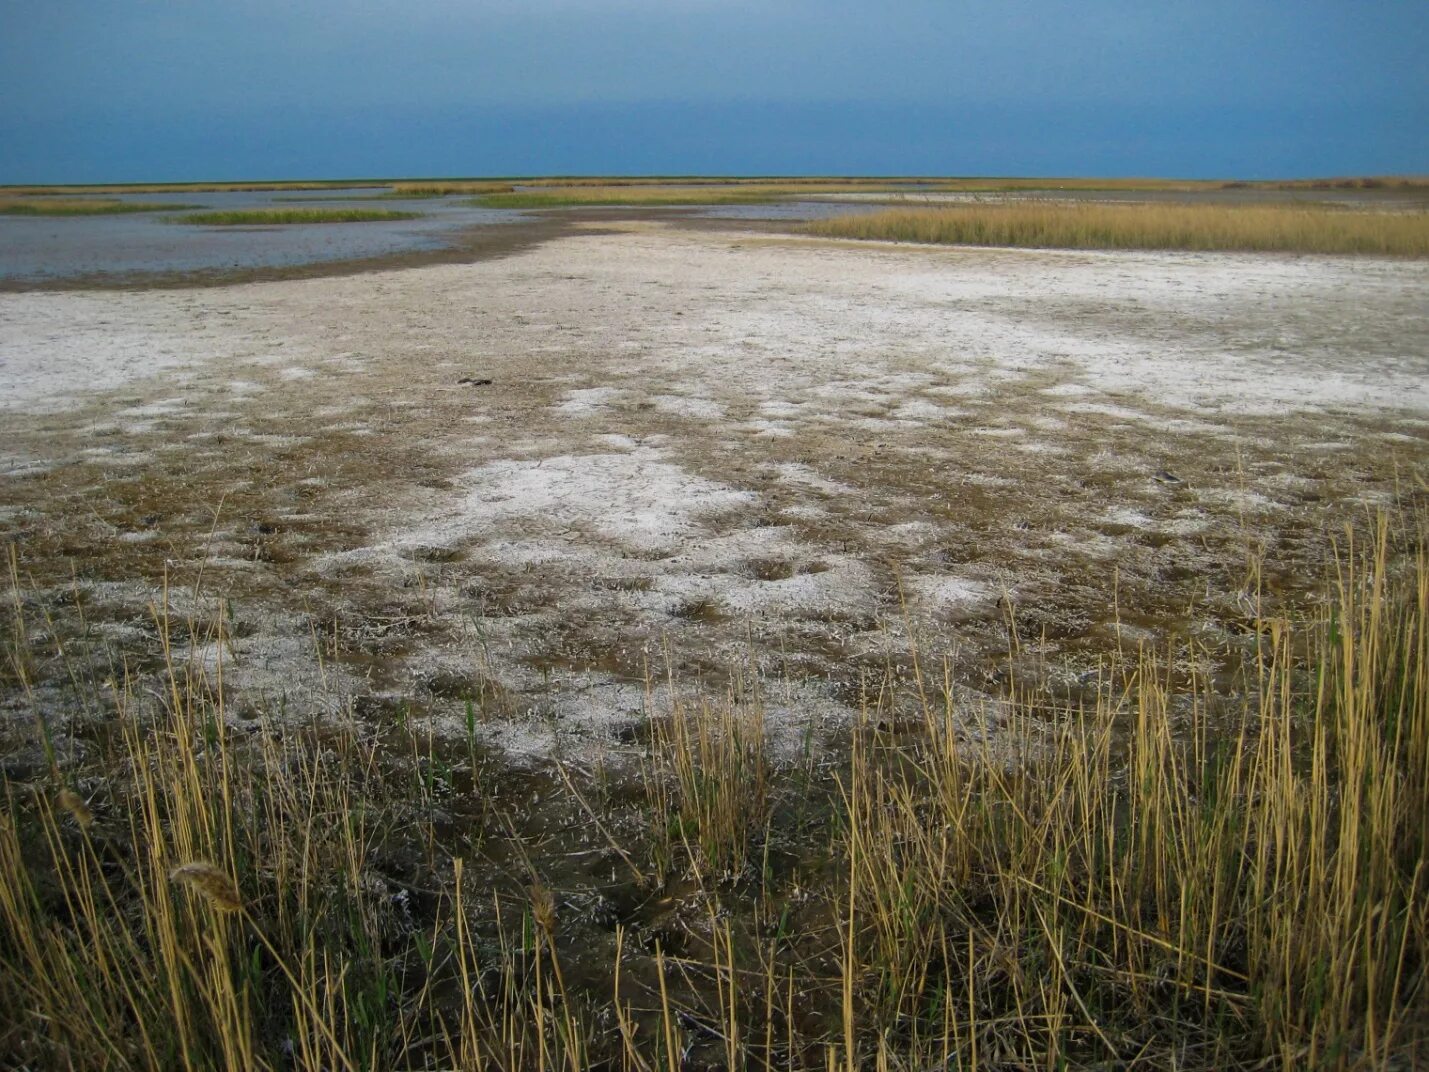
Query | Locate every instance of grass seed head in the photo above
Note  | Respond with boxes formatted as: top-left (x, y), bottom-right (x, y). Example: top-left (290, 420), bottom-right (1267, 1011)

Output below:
top-left (529, 882), bottom-right (558, 934)
top-left (169, 862), bottom-right (243, 913)
top-left (56, 789), bottom-right (94, 829)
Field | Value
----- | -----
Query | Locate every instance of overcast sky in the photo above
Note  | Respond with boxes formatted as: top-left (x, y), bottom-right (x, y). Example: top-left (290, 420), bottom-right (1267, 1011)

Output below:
top-left (2, 0), bottom-right (1426, 182)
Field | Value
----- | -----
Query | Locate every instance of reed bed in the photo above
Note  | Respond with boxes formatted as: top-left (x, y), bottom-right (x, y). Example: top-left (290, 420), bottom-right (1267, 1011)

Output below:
top-left (1, 517), bottom-right (1425, 1068)
top-left (932, 177), bottom-right (1226, 193)
top-left (925, 175), bottom-right (1426, 192)
top-left (516, 177), bottom-right (920, 189)
top-left (0, 197), bottom-right (196, 216)
top-left (1247, 176), bottom-right (1429, 191)
top-left (176, 208), bottom-right (423, 226)
top-left (474, 188), bottom-right (777, 208)
top-left (382, 182), bottom-right (516, 198)
top-left (474, 182), bottom-right (911, 209)
top-left (808, 201), bottom-right (1429, 255)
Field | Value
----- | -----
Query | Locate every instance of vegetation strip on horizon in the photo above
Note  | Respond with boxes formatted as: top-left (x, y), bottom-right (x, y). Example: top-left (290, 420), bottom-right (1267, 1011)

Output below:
top-left (0, 198), bottom-right (199, 216)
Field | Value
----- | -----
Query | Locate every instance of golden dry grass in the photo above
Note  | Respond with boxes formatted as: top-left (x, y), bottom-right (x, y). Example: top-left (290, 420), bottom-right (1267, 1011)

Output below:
top-left (383, 181), bottom-right (516, 197)
top-left (517, 176), bottom-right (922, 188)
top-left (475, 182), bottom-right (915, 208)
top-left (809, 201), bottom-right (1429, 255)
top-left (2, 518), bottom-right (1425, 1067)
top-left (934, 176), bottom-right (1226, 192)
top-left (930, 175), bottom-right (1428, 192)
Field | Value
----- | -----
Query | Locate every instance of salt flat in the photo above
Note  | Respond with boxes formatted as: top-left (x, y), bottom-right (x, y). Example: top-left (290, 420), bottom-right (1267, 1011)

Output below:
top-left (3, 221), bottom-right (1426, 760)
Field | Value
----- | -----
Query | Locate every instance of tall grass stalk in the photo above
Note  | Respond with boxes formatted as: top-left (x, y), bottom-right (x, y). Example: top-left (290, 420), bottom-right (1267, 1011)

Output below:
top-left (642, 662), bottom-right (770, 878)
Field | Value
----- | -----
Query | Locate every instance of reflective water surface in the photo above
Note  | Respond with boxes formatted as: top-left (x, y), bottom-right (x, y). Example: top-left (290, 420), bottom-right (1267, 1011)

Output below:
top-left (0, 189), bottom-right (524, 283)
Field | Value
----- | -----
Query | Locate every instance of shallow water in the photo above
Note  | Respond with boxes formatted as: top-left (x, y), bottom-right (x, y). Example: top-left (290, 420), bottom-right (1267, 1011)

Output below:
top-left (9, 185), bottom-right (1421, 285)
top-left (0, 189), bottom-right (525, 283)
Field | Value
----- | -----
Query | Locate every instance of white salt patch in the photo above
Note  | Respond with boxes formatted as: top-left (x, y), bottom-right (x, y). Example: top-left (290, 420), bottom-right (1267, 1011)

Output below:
top-left (759, 400), bottom-right (806, 418)
top-left (1161, 514), bottom-right (1210, 535)
top-left (119, 398), bottom-right (187, 418)
top-left (875, 521), bottom-right (941, 550)
top-left (80, 447), bottom-right (151, 466)
top-left (1050, 531), bottom-right (1123, 559)
top-left (0, 455), bottom-right (52, 478)
top-left (651, 394), bottom-right (724, 419)
top-left (891, 399), bottom-right (946, 421)
top-left (555, 387), bottom-right (621, 416)
top-left (852, 417), bottom-right (915, 433)
top-left (0, 293), bottom-right (285, 413)
top-left (908, 575), bottom-right (995, 608)
top-left (927, 382), bottom-right (990, 398)
top-left (1202, 489), bottom-right (1281, 512)
top-left (1354, 488), bottom-right (1395, 506)
top-left (1105, 508), bottom-right (1155, 529)
top-left (740, 420), bottom-right (796, 438)
top-left (1027, 416), bottom-right (1070, 432)
top-left (279, 367), bottom-right (316, 381)
top-left (467, 539), bottom-right (606, 570)
top-left (774, 463), bottom-right (851, 496)
top-left (716, 559), bottom-right (876, 619)
top-left (1041, 383), bottom-right (1094, 397)
top-left (1062, 402), bottom-right (1148, 422)
top-left (410, 448), bottom-right (754, 553)
top-left (1144, 417), bottom-right (1229, 435)
top-left (780, 504), bottom-right (829, 521)
top-left (594, 433), bottom-right (640, 450)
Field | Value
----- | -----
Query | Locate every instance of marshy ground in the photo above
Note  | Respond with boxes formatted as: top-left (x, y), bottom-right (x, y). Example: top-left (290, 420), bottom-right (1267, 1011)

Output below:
top-left (5, 219), bottom-right (1425, 761)
top-left (2, 207), bottom-right (1427, 1067)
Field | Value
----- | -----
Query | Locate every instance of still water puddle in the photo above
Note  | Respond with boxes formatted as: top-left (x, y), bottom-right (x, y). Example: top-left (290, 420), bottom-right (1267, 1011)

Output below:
top-left (0, 188), bottom-right (525, 283)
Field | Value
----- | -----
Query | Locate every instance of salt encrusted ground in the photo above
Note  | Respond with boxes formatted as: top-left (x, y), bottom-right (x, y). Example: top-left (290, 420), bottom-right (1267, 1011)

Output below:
top-left (3, 221), bottom-right (1426, 764)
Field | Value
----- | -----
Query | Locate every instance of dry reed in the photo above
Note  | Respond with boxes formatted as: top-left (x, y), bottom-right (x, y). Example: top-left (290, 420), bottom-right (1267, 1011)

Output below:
top-left (1, 514), bottom-right (1424, 1068)
top-left (809, 201), bottom-right (1429, 255)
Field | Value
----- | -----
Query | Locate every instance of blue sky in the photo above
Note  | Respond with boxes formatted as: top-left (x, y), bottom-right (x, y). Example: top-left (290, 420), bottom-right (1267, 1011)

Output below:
top-left (2, 0), bottom-right (1426, 182)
